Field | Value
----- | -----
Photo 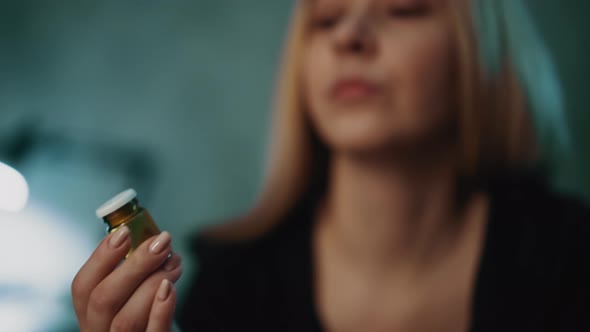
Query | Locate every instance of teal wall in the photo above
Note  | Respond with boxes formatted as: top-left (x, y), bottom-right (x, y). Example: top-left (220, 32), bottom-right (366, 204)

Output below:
top-left (531, 0), bottom-right (590, 195)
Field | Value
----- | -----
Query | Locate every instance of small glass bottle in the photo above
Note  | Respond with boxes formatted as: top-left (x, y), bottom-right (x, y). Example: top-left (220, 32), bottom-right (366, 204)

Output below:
top-left (96, 189), bottom-right (161, 256)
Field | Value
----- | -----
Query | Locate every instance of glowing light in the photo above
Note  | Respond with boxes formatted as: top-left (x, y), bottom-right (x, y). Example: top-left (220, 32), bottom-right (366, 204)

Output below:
top-left (0, 204), bottom-right (96, 331)
top-left (0, 162), bottom-right (29, 212)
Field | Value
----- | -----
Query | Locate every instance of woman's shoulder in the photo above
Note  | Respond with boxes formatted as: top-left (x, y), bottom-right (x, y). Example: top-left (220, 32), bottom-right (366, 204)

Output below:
top-left (484, 170), bottom-right (590, 261)
top-left (485, 172), bottom-right (589, 309)
top-left (177, 200), bottom-right (316, 331)
top-left (473, 172), bottom-right (590, 329)
top-left (177, 234), bottom-right (277, 330)
top-left (177, 234), bottom-right (287, 330)
top-left (189, 200), bottom-right (314, 269)
top-left (485, 170), bottom-right (590, 233)
top-left (184, 226), bottom-right (288, 290)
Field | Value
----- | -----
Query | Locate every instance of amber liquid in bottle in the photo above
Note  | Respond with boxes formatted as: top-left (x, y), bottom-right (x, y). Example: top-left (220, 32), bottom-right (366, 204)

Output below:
top-left (97, 189), bottom-right (160, 257)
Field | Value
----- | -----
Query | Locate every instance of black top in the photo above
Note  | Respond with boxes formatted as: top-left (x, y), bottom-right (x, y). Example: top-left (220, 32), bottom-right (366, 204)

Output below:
top-left (177, 175), bottom-right (590, 331)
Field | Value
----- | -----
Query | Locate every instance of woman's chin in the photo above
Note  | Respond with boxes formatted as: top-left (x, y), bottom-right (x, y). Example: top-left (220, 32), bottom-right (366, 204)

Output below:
top-left (319, 123), bottom-right (441, 157)
top-left (322, 131), bottom-right (401, 155)
top-left (313, 112), bottom-right (451, 156)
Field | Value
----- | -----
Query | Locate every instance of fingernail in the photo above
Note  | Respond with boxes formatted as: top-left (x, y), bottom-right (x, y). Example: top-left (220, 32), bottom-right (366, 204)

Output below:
top-left (149, 231), bottom-right (171, 255)
top-left (163, 254), bottom-right (179, 271)
top-left (109, 226), bottom-right (130, 248)
top-left (157, 279), bottom-right (172, 301)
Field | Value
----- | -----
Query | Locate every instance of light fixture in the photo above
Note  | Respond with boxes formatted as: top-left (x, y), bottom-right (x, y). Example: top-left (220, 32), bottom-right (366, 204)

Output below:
top-left (0, 161), bottom-right (29, 212)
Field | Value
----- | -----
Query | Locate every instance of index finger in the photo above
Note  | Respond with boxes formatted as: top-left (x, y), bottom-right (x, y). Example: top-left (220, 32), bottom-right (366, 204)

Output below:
top-left (71, 226), bottom-right (131, 325)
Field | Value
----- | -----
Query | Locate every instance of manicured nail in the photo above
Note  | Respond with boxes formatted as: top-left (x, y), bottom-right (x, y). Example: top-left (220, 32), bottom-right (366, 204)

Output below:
top-left (157, 279), bottom-right (172, 301)
top-left (109, 226), bottom-right (130, 248)
top-left (149, 231), bottom-right (171, 255)
top-left (163, 254), bottom-right (179, 271)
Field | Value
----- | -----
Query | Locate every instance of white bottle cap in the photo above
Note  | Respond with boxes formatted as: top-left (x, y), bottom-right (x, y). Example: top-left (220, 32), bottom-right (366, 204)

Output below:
top-left (96, 188), bottom-right (137, 219)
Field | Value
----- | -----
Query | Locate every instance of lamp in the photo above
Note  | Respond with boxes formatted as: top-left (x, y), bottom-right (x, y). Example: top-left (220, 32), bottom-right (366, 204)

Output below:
top-left (0, 161), bottom-right (29, 212)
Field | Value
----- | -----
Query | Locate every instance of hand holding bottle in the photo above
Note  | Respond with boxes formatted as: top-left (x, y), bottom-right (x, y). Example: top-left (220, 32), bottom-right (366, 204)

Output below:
top-left (72, 228), bottom-right (182, 331)
top-left (71, 189), bottom-right (182, 332)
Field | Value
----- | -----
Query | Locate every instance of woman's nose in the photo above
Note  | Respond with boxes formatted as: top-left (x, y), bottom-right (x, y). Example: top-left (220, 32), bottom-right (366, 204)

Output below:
top-left (333, 14), bottom-right (377, 57)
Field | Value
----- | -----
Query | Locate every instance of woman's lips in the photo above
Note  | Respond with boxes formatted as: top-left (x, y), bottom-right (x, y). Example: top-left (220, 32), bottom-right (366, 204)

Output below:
top-left (330, 78), bottom-right (381, 102)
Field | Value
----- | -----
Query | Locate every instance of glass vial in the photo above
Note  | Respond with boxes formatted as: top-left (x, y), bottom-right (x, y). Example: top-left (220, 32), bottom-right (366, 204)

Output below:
top-left (96, 189), bottom-right (161, 256)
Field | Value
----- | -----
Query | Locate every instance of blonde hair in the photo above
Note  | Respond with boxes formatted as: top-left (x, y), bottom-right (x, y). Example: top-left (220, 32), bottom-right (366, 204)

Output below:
top-left (206, 0), bottom-right (541, 240)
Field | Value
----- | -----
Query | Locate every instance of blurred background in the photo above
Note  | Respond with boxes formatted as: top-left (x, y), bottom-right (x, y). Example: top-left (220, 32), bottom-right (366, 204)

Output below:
top-left (0, 0), bottom-right (588, 331)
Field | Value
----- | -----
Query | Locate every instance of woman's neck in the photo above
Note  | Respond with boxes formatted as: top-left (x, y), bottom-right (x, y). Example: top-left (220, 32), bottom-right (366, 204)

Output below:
top-left (316, 150), bottom-right (476, 275)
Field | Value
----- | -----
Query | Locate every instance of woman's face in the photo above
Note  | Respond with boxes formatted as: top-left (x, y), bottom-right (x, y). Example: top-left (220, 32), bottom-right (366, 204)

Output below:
top-left (302, 0), bottom-right (457, 154)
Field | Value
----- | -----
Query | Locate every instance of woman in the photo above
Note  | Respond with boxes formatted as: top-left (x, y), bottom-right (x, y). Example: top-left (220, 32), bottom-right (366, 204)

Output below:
top-left (71, 0), bottom-right (589, 331)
